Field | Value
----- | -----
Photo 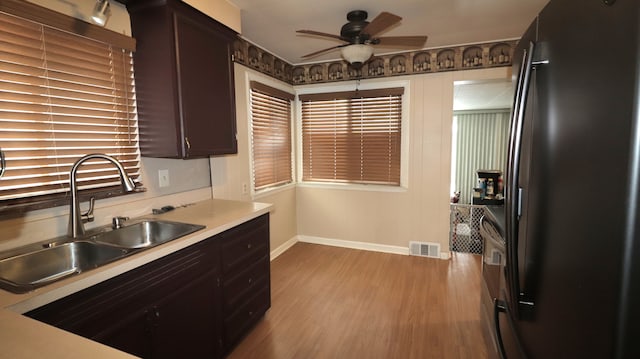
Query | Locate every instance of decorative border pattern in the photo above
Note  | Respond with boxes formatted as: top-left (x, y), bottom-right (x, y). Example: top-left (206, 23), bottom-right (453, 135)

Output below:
top-left (233, 37), bottom-right (516, 85)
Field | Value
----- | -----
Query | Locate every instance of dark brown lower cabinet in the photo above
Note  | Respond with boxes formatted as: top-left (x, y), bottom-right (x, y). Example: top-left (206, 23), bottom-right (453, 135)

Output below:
top-left (220, 215), bottom-right (271, 353)
top-left (94, 268), bottom-right (219, 358)
top-left (26, 214), bottom-right (270, 359)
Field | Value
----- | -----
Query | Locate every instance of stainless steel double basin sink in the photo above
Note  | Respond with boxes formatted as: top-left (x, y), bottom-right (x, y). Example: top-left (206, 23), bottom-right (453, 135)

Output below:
top-left (0, 219), bottom-right (205, 294)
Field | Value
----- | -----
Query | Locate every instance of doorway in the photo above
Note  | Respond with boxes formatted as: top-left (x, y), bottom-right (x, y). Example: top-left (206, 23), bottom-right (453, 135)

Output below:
top-left (449, 79), bottom-right (512, 254)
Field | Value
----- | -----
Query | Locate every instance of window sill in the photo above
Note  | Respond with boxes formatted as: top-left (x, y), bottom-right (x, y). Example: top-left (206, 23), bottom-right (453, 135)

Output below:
top-left (296, 181), bottom-right (408, 193)
top-left (253, 182), bottom-right (296, 199)
top-left (0, 186), bottom-right (147, 219)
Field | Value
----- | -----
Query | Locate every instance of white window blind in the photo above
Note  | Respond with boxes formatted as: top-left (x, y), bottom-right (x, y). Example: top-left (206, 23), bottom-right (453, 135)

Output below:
top-left (250, 81), bottom-right (293, 191)
top-left (300, 88), bottom-right (403, 185)
top-left (0, 10), bottom-right (140, 206)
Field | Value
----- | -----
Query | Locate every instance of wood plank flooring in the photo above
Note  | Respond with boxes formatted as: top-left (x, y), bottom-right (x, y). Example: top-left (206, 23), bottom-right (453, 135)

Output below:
top-left (228, 243), bottom-right (488, 359)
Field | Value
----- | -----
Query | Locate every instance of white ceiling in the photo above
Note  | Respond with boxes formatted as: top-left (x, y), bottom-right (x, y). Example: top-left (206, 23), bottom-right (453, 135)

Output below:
top-left (228, 0), bottom-right (549, 65)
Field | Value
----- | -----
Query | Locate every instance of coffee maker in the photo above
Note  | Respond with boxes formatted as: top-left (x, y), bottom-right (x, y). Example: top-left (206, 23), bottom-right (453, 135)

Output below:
top-left (472, 169), bottom-right (504, 205)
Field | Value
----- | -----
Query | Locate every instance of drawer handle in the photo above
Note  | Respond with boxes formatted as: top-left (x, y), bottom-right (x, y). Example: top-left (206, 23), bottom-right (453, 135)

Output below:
top-left (249, 311), bottom-right (254, 317)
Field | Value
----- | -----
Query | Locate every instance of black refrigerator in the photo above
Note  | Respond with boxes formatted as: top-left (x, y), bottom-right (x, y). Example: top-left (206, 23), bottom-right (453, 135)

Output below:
top-left (495, 0), bottom-right (640, 358)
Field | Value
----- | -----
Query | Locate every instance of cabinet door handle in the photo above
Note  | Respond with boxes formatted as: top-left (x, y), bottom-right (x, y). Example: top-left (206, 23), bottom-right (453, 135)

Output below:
top-left (185, 137), bottom-right (191, 153)
top-left (247, 243), bottom-right (252, 249)
top-left (248, 277), bottom-right (253, 284)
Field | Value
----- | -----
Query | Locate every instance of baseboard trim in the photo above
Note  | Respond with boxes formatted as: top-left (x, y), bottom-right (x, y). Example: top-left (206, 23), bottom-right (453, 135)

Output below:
top-left (297, 235), bottom-right (409, 256)
top-left (270, 235), bottom-right (450, 260)
top-left (270, 236), bottom-right (298, 261)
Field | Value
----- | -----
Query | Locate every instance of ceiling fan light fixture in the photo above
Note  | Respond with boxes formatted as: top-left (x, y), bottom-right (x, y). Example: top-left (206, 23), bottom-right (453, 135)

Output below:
top-left (91, 0), bottom-right (111, 26)
top-left (341, 44), bottom-right (374, 67)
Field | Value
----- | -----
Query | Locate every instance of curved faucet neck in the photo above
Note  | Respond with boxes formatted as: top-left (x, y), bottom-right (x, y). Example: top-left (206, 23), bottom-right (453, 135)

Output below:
top-left (68, 154), bottom-right (136, 238)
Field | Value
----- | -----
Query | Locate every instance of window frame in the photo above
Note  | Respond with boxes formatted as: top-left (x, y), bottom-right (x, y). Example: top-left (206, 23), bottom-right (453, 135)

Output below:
top-left (0, 0), bottom-right (142, 215)
top-left (247, 76), bottom-right (295, 196)
top-left (295, 80), bottom-right (410, 191)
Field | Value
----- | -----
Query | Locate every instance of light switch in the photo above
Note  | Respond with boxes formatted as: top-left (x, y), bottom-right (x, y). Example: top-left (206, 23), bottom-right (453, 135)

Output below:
top-left (159, 169), bottom-right (170, 188)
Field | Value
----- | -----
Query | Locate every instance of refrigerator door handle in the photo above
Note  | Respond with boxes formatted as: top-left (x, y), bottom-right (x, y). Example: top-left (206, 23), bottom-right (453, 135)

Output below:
top-left (494, 299), bottom-right (508, 359)
top-left (506, 41), bottom-right (537, 318)
top-left (494, 298), bottom-right (528, 359)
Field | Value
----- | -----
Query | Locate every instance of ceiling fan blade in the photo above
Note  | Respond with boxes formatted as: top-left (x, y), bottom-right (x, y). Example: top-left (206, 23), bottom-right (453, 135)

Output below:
top-left (375, 36), bottom-right (428, 47)
top-left (361, 12), bottom-right (402, 37)
top-left (296, 30), bottom-right (344, 41)
top-left (301, 45), bottom-right (345, 58)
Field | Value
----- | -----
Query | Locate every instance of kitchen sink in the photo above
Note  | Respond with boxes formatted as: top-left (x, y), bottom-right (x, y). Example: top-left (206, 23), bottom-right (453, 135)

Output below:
top-left (0, 219), bottom-right (205, 294)
top-left (91, 220), bottom-right (205, 249)
top-left (0, 241), bottom-right (127, 294)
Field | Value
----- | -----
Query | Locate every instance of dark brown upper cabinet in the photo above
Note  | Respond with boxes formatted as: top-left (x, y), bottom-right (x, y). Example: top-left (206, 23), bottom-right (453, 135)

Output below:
top-left (125, 0), bottom-right (238, 158)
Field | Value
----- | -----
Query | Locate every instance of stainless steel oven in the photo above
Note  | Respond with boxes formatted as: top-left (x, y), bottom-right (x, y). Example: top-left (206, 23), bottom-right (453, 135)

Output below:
top-left (479, 207), bottom-right (505, 359)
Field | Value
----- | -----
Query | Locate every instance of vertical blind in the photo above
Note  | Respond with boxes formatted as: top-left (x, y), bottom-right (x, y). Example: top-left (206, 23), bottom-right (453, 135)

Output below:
top-left (300, 88), bottom-right (403, 185)
top-left (452, 110), bottom-right (510, 204)
top-left (0, 11), bottom-right (140, 203)
top-left (250, 81), bottom-right (294, 190)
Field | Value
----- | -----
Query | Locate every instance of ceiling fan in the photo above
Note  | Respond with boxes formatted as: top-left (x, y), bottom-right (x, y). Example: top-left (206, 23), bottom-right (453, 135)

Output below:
top-left (297, 10), bottom-right (428, 67)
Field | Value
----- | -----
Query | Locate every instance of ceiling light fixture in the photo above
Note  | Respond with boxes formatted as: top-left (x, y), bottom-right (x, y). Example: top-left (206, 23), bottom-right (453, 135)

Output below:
top-left (341, 44), bottom-right (374, 68)
top-left (91, 0), bottom-right (111, 26)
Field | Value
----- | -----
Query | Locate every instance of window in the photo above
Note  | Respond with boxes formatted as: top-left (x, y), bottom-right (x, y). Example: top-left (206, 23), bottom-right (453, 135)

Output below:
top-left (250, 81), bottom-right (294, 191)
top-left (0, 3), bottom-right (140, 211)
top-left (300, 88), bottom-right (403, 185)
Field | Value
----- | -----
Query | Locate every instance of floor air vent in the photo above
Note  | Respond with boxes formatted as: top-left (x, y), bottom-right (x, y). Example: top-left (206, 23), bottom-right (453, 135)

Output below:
top-left (409, 241), bottom-right (440, 258)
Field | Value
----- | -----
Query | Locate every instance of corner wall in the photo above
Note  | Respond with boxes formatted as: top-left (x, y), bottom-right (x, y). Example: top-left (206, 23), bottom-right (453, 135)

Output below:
top-left (210, 65), bottom-right (298, 255)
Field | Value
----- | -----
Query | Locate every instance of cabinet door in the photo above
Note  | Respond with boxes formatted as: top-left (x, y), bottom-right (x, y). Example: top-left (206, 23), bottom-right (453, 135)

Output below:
top-left (128, 5), bottom-right (182, 158)
top-left (151, 268), bottom-right (221, 359)
top-left (174, 11), bottom-right (237, 157)
top-left (99, 309), bottom-right (153, 358)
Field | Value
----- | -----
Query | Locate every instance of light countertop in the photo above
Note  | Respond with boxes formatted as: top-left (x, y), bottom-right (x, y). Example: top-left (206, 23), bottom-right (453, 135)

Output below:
top-left (0, 198), bottom-right (272, 359)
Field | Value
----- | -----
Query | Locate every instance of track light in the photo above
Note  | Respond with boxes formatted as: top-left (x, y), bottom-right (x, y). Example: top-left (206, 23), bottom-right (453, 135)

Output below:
top-left (91, 0), bottom-right (111, 26)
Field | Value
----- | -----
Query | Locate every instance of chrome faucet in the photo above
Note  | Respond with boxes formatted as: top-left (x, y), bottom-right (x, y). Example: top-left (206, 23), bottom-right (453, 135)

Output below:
top-left (68, 154), bottom-right (136, 238)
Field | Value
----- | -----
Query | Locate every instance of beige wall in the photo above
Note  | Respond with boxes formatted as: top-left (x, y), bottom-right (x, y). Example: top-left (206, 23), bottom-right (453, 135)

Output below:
top-left (214, 65), bottom-right (509, 258)
top-left (26, 0), bottom-right (132, 35)
top-left (210, 65), bottom-right (298, 254)
top-left (295, 68), bottom-right (511, 256)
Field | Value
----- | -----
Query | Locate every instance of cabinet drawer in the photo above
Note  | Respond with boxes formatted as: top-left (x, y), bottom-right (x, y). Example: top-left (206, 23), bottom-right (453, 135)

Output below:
top-left (220, 215), bottom-right (269, 275)
top-left (222, 257), bottom-right (269, 311)
top-left (223, 285), bottom-right (270, 349)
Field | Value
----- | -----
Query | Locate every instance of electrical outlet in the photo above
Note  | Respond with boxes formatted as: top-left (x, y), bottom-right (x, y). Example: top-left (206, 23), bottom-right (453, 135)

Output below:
top-left (242, 182), bottom-right (248, 194)
top-left (158, 169), bottom-right (170, 188)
